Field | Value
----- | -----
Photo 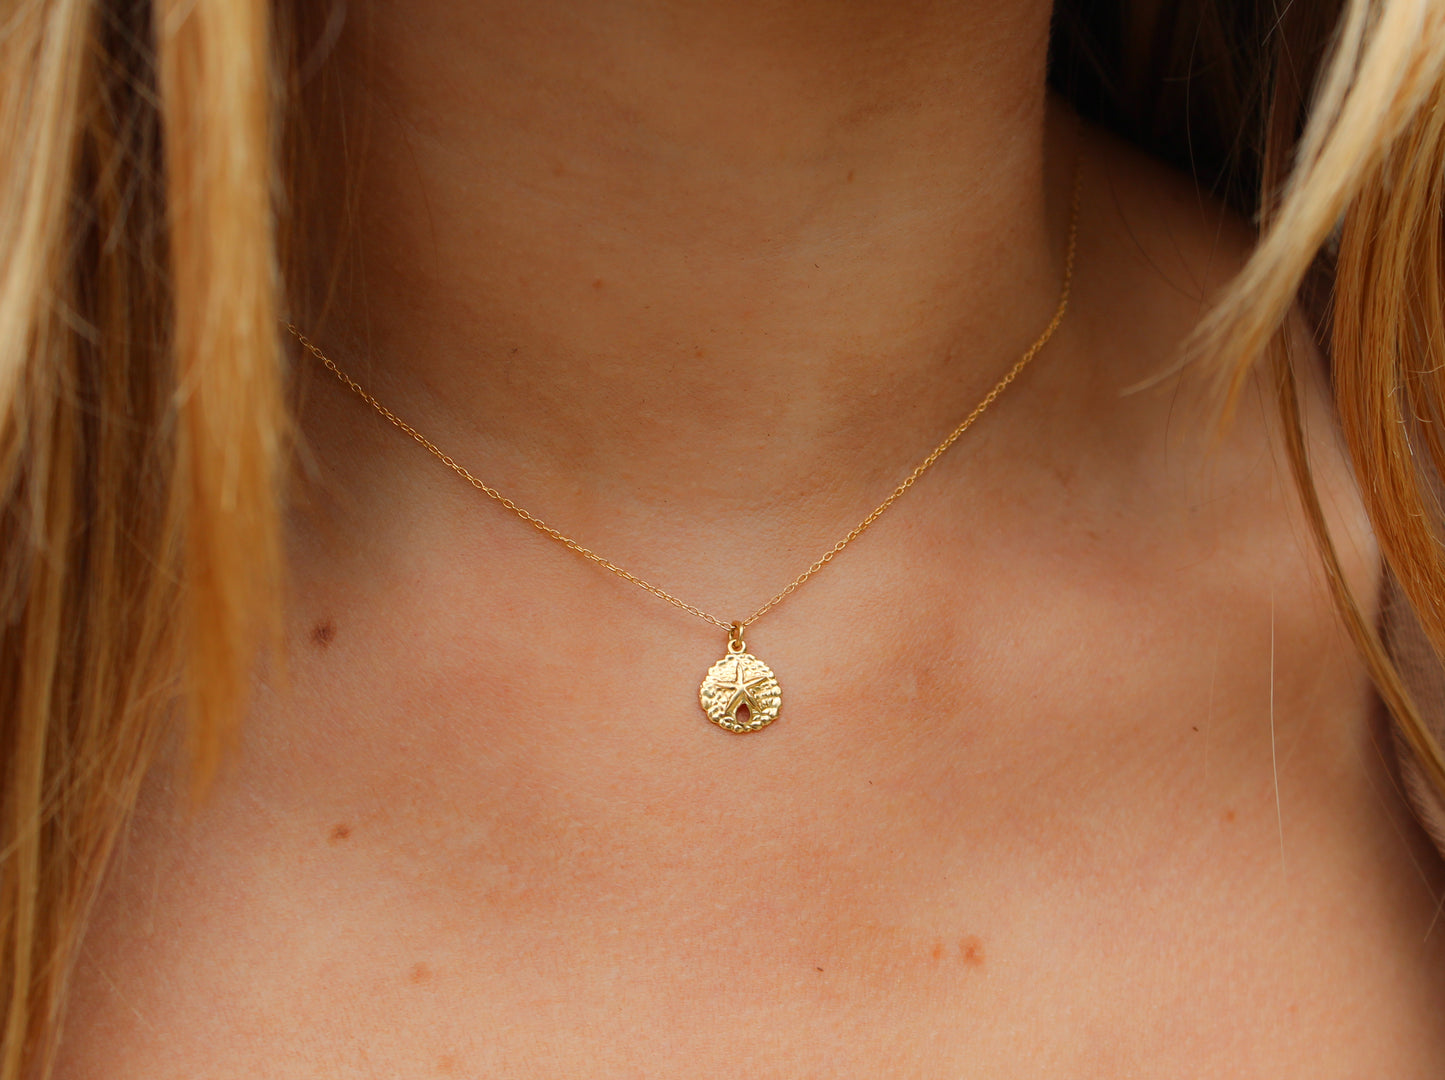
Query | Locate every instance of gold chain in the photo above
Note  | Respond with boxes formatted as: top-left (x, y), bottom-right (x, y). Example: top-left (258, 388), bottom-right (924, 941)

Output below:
top-left (289, 163), bottom-right (1082, 634)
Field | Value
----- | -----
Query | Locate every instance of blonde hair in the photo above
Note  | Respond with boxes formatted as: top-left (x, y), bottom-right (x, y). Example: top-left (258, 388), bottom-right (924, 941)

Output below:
top-left (1, 0), bottom-right (1443, 1073)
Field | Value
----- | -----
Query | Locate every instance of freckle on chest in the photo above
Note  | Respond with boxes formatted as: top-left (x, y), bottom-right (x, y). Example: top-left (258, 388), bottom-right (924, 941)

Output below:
top-left (959, 936), bottom-right (985, 966)
top-left (929, 936), bottom-right (986, 967)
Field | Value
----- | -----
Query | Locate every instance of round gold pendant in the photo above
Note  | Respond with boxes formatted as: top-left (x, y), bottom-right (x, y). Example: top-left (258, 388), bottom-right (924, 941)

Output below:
top-left (699, 644), bottom-right (782, 733)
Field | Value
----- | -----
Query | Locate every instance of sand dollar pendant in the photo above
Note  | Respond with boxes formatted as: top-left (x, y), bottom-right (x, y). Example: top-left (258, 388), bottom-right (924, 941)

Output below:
top-left (699, 623), bottom-right (782, 733)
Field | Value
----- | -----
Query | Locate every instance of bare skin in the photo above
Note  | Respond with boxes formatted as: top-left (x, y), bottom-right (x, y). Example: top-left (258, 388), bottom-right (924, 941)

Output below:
top-left (58, 1), bottom-right (1445, 1076)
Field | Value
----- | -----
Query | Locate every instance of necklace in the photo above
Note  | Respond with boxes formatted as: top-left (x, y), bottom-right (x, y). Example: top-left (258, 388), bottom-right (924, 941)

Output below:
top-left (289, 163), bottom-right (1082, 734)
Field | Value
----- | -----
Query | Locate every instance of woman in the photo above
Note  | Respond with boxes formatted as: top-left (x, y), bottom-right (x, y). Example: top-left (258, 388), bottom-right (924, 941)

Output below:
top-left (3, 0), bottom-right (1444, 1074)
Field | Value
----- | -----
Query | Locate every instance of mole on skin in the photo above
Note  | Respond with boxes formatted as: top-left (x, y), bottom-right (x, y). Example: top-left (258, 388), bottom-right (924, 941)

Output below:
top-left (329, 823), bottom-right (352, 842)
top-left (311, 620), bottom-right (336, 647)
top-left (959, 937), bottom-right (985, 966)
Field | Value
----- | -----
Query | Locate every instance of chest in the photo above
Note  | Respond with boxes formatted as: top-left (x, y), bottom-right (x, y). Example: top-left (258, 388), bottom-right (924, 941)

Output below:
top-left (57, 561), bottom-right (1445, 1077)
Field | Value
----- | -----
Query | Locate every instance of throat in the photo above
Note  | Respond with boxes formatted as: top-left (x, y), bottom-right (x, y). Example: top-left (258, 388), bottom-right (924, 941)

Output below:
top-left (294, 0), bottom-right (1076, 509)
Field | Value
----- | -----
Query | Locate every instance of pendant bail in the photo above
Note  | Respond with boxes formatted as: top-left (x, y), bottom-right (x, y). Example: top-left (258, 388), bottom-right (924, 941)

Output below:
top-left (728, 622), bottom-right (746, 654)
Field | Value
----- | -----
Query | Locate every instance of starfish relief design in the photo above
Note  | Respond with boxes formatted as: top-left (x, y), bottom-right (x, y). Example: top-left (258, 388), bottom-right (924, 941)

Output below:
top-left (717, 656), bottom-right (768, 719)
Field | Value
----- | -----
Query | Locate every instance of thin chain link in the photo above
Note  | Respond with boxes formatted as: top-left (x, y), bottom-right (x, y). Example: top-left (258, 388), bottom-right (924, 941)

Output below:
top-left (289, 161), bottom-right (1083, 635)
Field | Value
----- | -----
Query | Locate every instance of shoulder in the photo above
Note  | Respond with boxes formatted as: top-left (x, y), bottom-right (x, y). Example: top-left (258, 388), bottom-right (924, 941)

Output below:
top-left (1055, 113), bottom-right (1371, 601)
top-left (1061, 104), bottom-right (1445, 861)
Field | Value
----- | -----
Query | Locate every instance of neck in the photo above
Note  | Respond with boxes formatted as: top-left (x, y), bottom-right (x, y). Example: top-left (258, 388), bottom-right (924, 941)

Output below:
top-left (295, 0), bottom-right (1075, 519)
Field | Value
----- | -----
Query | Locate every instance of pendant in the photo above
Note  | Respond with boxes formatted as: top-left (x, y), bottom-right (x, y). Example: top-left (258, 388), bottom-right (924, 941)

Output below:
top-left (699, 623), bottom-right (782, 733)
